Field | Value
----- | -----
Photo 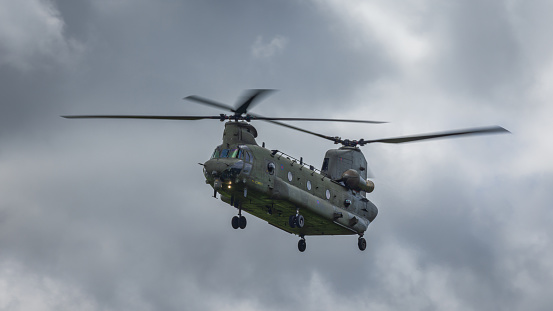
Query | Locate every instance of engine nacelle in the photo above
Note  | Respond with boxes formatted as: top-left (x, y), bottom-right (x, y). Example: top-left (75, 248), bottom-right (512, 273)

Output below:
top-left (341, 169), bottom-right (375, 193)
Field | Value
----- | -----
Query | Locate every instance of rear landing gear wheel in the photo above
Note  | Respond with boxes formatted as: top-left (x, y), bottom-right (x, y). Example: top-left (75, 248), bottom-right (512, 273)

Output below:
top-left (289, 214), bottom-right (305, 228)
top-left (295, 214), bottom-right (305, 228)
top-left (239, 215), bottom-right (247, 229)
top-left (289, 215), bottom-right (296, 228)
top-left (231, 216), bottom-right (240, 229)
top-left (298, 238), bottom-right (306, 252)
top-left (358, 237), bottom-right (367, 251)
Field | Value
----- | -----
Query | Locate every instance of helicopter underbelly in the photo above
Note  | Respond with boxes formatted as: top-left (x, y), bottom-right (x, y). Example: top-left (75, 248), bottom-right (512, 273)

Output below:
top-left (217, 177), bottom-right (370, 236)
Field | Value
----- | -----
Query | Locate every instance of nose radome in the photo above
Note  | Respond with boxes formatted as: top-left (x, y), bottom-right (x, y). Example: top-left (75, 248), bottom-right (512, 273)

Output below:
top-left (204, 158), bottom-right (244, 182)
top-left (203, 159), bottom-right (230, 177)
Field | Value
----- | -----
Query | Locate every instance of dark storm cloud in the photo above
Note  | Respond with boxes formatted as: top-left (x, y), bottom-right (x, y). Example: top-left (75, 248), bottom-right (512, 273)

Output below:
top-left (1, 0), bottom-right (552, 310)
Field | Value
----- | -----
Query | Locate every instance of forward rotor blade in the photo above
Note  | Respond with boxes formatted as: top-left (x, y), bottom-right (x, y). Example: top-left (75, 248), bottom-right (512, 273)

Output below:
top-left (184, 95), bottom-right (236, 113)
top-left (361, 126), bottom-right (510, 144)
top-left (234, 89), bottom-right (275, 115)
top-left (62, 115), bottom-right (222, 120)
top-left (251, 116), bottom-right (387, 124)
top-left (183, 90), bottom-right (384, 124)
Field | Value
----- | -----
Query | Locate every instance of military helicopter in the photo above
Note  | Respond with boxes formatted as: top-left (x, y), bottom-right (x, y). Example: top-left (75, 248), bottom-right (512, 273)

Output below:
top-left (63, 89), bottom-right (509, 252)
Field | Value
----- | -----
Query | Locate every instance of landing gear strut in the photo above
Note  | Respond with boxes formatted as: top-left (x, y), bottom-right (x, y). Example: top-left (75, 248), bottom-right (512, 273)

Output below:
top-left (298, 236), bottom-right (306, 252)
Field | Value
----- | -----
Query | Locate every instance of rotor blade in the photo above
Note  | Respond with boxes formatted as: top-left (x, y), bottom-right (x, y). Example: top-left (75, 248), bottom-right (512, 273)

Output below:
top-left (184, 95), bottom-right (236, 113)
top-left (62, 115), bottom-right (222, 120)
top-left (247, 112), bottom-right (340, 143)
top-left (360, 126), bottom-right (510, 144)
top-left (234, 89), bottom-right (276, 115)
top-left (250, 116), bottom-right (387, 124)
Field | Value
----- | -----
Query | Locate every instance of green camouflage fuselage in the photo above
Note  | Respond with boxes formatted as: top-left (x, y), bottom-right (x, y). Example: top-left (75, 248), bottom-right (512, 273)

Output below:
top-left (203, 122), bottom-right (378, 237)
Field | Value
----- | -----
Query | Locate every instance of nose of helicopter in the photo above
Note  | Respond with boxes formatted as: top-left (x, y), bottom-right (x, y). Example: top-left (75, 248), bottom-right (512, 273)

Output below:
top-left (203, 158), bottom-right (230, 176)
top-left (203, 158), bottom-right (244, 182)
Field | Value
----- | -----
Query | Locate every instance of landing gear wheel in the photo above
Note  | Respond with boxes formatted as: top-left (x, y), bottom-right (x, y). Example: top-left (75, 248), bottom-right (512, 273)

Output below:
top-left (298, 238), bottom-right (306, 252)
top-left (239, 215), bottom-right (247, 229)
top-left (295, 214), bottom-right (305, 228)
top-left (358, 237), bottom-right (367, 251)
top-left (231, 216), bottom-right (240, 229)
top-left (289, 215), bottom-right (296, 228)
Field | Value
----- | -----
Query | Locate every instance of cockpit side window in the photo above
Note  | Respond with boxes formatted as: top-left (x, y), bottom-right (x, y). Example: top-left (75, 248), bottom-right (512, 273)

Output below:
top-left (245, 151), bottom-right (254, 163)
top-left (237, 146), bottom-right (253, 163)
top-left (220, 149), bottom-right (230, 158)
top-left (211, 149), bottom-right (220, 158)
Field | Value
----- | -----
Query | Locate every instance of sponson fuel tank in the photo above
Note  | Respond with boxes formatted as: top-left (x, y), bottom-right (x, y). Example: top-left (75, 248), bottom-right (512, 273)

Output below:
top-left (341, 169), bottom-right (375, 193)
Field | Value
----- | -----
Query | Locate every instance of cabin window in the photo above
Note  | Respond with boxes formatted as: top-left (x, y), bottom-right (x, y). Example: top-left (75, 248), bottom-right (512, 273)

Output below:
top-left (326, 189), bottom-right (331, 200)
top-left (306, 180), bottom-right (312, 191)
top-left (267, 162), bottom-right (275, 175)
top-left (287, 171), bottom-right (293, 182)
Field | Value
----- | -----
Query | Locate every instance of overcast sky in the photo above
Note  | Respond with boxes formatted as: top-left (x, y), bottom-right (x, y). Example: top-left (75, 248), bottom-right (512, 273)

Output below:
top-left (1, 0), bottom-right (552, 310)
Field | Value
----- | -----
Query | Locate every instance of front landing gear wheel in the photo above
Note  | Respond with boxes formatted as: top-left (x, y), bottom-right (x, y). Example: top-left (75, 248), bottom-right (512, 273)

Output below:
top-left (231, 216), bottom-right (240, 229)
top-left (358, 237), bottom-right (367, 251)
top-left (239, 215), bottom-right (247, 229)
top-left (298, 238), bottom-right (306, 252)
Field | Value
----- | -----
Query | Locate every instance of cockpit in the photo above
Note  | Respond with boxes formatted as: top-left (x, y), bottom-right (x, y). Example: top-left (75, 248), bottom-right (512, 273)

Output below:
top-left (204, 145), bottom-right (254, 182)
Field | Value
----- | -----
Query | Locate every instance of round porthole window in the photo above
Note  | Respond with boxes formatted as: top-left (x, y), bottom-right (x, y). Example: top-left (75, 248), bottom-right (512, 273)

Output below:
top-left (326, 189), bottom-right (331, 200)
top-left (288, 171), bottom-right (293, 182)
top-left (267, 162), bottom-right (275, 175)
top-left (306, 180), bottom-right (312, 191)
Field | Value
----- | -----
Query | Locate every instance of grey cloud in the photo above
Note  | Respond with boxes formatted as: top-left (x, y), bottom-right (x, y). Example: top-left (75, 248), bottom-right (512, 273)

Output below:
top-left (431, 1), bottom-right (524, 99)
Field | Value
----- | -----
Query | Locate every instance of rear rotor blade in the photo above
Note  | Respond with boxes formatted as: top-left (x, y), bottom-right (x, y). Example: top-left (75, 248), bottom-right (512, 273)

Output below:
top-left (236, 111), bottom-right (334, 141)
top-left (251, 116), bottom-right (387, 124)
top-left (360, 126), bottom-right (510, 145)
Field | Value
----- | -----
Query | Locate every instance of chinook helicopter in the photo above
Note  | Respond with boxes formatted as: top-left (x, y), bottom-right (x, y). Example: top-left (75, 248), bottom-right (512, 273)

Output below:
top-left (63, 89), bottom-right (509, 252)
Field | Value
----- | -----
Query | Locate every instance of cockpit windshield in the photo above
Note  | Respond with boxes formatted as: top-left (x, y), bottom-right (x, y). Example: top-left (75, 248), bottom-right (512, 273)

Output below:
top-left (211, 146), bottom-right (252, 162)
top-left (229, 149), bottom-right (240, 158)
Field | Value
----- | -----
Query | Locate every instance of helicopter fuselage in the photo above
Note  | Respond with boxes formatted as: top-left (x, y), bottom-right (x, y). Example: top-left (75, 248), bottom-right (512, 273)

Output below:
top-left (202, 122), bottom-right (378, 237)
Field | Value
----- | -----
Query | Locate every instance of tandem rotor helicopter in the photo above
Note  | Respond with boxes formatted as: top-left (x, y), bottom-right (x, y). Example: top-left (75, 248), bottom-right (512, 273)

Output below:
top-left (63, 89), bottom-right (509, 252)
